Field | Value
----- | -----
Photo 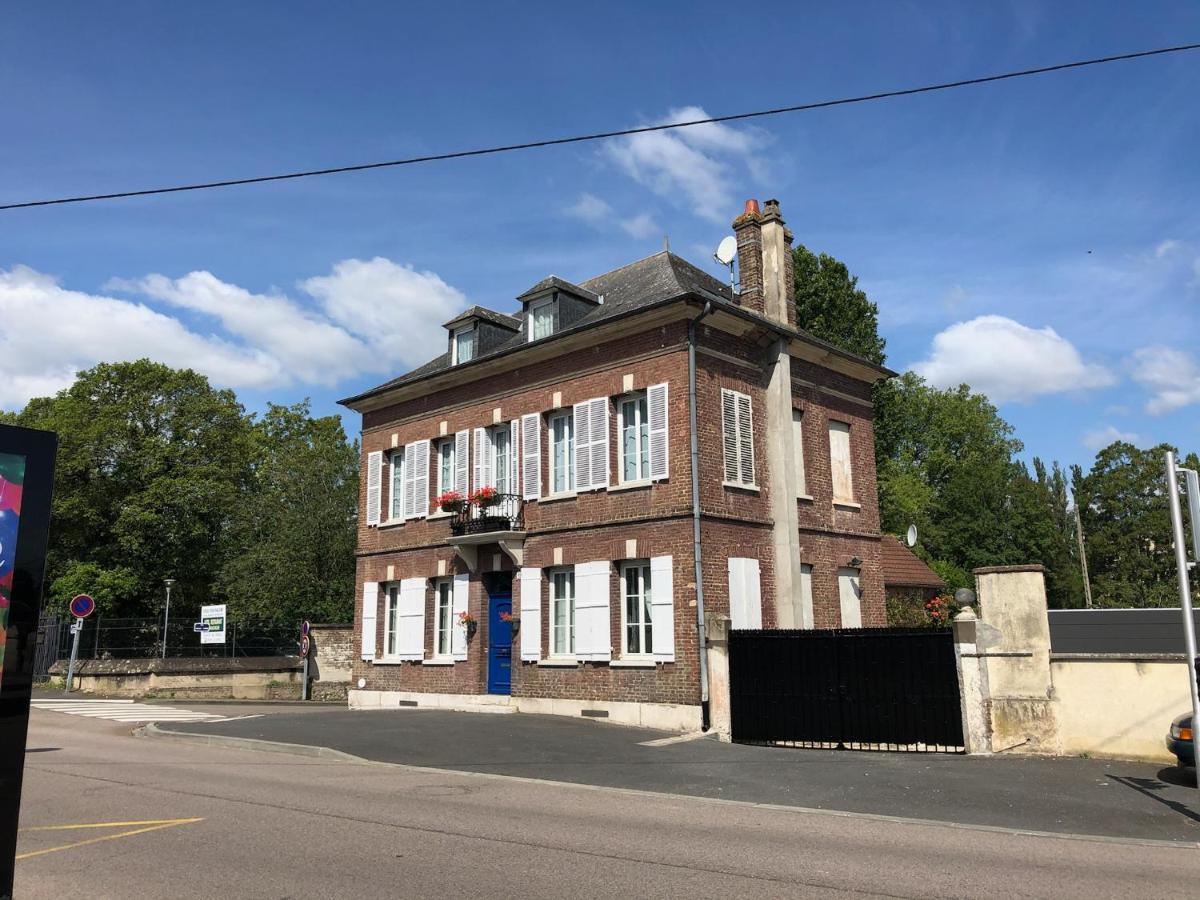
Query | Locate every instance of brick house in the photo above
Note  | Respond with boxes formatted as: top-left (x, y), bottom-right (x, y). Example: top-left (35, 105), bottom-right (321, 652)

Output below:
top-left (340, 198), bottom-right (893, 731)
top-left (880, 535), bottom-right (946, 602)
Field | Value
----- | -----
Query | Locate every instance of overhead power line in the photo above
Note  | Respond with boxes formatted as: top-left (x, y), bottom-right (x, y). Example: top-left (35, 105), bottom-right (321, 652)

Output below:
top-left (3, 42), bottom-right (1198, 212)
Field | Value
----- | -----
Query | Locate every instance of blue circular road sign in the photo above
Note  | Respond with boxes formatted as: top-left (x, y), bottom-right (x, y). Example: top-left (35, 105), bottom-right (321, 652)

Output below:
top-left (69, 594), bottom-right (96, 618)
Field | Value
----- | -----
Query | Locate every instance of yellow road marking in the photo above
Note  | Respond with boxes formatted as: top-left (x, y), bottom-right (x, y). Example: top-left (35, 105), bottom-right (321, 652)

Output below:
top-left (16, 818), bottom-right (203, 860)
top-left (22, 818), bottom-right (203, 832)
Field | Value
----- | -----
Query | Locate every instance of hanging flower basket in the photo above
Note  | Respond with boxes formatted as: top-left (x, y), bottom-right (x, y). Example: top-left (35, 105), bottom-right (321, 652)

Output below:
top-left (458, 610), bottom-right (477, 639)
top-left (500, 610), bottom-right (519, 637)
top-left (435, 490), bottom-right (466, 513)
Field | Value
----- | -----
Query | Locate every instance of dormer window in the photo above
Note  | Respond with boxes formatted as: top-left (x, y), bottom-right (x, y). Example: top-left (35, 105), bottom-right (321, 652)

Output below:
top-left (529, 298), bottom-right (554, 341)
top-left (452, 326), bottom-right (475, 364)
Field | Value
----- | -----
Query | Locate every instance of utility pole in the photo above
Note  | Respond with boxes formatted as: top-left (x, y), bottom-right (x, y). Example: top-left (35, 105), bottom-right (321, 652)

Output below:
top-left (1074, 505), bottom-right (1094, 609)
top-left (1164, 451), bottom-right (1200, 787)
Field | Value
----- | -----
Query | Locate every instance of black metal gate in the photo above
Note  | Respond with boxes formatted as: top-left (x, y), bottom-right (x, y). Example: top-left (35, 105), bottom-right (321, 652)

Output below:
top-left (728, 627), bottom-right (964, 752)
top-left (32, 613), bottom-right (64, 683)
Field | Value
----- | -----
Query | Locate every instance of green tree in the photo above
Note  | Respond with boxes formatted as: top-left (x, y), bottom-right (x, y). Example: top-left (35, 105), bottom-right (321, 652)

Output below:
top-left (15, 360), bottom-right (254, 617)
top-left (1072, 442), bottom-right (1198, 608)
top-left (792, 243), bottom-right (887, 365)
top-left (217, 401), bottom-right (358, 623)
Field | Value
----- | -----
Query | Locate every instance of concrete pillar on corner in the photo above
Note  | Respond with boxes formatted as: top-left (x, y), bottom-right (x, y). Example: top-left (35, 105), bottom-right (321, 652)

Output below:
top-left (705, 613), bottom-right (733, 741)
top-left (952, 606), bottom-right (992, 754)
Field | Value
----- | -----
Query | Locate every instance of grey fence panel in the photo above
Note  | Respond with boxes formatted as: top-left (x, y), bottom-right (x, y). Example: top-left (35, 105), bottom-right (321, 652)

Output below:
top-left (1048, 608), bottom-right (1200, 654)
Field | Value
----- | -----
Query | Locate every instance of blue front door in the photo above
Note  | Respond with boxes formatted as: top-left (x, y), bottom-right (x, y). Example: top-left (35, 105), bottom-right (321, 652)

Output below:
top-left (488, 593), bottom-right (512, 695)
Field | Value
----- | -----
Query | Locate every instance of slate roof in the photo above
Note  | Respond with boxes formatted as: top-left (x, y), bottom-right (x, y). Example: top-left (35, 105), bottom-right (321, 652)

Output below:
top-left (880, 535), bottom-right (946, 589)
top-left (516, 275), bottom-right (600, 303)
top-left (343, 251), bottom-right (734, 404)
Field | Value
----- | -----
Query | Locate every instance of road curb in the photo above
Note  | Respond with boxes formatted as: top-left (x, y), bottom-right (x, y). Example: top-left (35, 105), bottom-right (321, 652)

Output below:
top-left (137, 722), bottom-right (370, 763)
top-left (135, 722), bottom-right (1200, 850)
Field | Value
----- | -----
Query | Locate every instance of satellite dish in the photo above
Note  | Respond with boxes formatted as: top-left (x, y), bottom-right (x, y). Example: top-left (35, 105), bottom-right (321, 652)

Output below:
top-left (905, 524), bottom-right (918, 547)
top-left (714, 236), bottom-right (737, 266)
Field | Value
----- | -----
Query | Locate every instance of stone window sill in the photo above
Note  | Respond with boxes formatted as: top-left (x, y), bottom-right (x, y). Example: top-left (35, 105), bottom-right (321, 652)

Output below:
top-left (796, 494), bottom-right (814, 502)
top-left (421, 658), bottom-right (456, 667)
top-left (378, 518), bottom-right (405, 529)
top-left (833, 499), bottom-right (862, 510)
top-left (427, 510), bottom-right (453, 520)
top-left (540, 491), bottom-right (577, 504)
top-left (610, 480), bottom-right (654, 493)
top-left (538, 657), bottom-right (579, 667)
top-left (723, 481), bottom-right (760, 493)
top-left (373, 657), bottom-right (416, 665)
top-left (609, 658), bottom-right (656, 668)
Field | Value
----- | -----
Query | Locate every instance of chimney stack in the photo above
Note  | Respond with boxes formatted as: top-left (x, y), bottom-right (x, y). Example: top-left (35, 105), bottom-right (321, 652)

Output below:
top-left (732, 199), bottom-right (764, 315)
top-left (732, 198), bottom-right (795, 327)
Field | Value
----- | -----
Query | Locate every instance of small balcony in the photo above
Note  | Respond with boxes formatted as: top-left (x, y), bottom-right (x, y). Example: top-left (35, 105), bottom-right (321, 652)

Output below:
top-left (448, 493), bottom-right (525, 538)
top-left (445, 493), bottom-right (525, 570)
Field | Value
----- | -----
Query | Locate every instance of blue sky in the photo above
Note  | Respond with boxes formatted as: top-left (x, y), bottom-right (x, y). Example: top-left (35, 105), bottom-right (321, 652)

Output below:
top-left (2, 1), bottom-right (1198, 471)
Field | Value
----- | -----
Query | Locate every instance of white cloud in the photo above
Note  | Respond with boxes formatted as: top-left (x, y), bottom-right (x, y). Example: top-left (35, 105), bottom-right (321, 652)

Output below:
top-left (1130, 346), bottom-right (1200, 415)
top-left (603, 106), bottom-right (764, 222)
top-left (1155, 239), bottom-right (1180, 259)
top-left (910, 315), bottom-right (1115, 404)
top-left (620, 212), bottom-right (660, 240)
top-left (0, 257), bottom-right (467, 410)
top-left (565, 192), bottom-right (614, 224)
top-left (1082, 425), bottom-right (1139, 451)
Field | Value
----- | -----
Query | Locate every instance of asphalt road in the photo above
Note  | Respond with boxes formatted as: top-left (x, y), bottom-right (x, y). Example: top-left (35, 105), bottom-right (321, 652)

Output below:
top-left (160, 706), bottom-right (1200, 843)
top-left (13, 706), bottom-right (1199, 899)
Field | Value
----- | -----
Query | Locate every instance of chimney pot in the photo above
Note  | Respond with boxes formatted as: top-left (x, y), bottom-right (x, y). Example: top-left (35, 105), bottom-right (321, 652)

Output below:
top-left (743, 199), bottom-right (760, 216)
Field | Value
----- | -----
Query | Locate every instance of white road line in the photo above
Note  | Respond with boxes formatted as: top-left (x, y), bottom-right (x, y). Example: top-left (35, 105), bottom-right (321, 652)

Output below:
top-left (32, 699), bottom-right (226, 723)
top-left (638, 731), bottom-right (713, 747)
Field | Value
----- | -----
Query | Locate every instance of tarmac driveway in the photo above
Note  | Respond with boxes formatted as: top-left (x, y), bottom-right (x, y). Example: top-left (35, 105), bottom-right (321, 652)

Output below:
top-left (154, 706), bottom-right (1200, 843)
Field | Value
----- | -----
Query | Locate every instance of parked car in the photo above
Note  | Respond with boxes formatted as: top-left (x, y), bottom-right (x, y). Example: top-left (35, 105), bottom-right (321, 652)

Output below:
top-left (1166, 712), bottom-right (1194, 768)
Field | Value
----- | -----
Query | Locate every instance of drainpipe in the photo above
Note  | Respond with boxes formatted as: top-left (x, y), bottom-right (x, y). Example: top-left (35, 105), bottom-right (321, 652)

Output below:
top-left (688, 300), bottom-right (714, 731)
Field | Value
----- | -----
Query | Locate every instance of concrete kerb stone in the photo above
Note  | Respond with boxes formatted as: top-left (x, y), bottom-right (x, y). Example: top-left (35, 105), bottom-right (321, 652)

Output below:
top-left (138, 722), bottom-right (370, 764)
top-left (133, 722), bottom-right (1199, 852)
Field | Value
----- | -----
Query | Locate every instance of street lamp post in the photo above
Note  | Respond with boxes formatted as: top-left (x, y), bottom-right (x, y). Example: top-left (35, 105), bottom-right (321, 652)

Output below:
top-left (162, 578), bottom-right (176, 659)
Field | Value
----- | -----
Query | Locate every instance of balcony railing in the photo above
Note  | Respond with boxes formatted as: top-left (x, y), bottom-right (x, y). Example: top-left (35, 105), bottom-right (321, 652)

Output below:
top-left (448, 493), bottom-right (525, 537)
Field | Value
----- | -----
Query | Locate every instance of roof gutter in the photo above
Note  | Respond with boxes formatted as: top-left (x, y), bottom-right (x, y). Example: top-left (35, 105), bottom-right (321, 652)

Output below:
top-left (688, 301), bottom-right (714, 731)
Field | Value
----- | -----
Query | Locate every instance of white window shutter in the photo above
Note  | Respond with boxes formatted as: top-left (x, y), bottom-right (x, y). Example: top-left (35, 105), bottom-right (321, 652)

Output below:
top-left (413, 440), bottom-right (430, 517)
top-left (736, 393), bottom-right (754, 485)
top-left (451, 572), bottom-right (470, 659)
top-left (588, 397), bottom-right (608, 489)
top-left (473, 427), bottom-right (485, 493)
top-left (574, 560), bottom-right (611, 661)
top-left (510, 419), bottom-right (520, 492)
top-left (647, 382), bottom-right (669, 481)
top-left (401, 441), bottom-right (417, 519)
top-left (360, 581), bottom-right (379, 659)
top-left (721, 391), bottom-right (739, 483)
top-left (727, 558), bottom-right (762, 630)
top-left (454, 430), bottom-right (469, 496)
top-left (366, 451), bottom-right (383, 526)
top-left (521, 414), bottom-right (541, 500)
top-left (649, 555), bottom-right (674, 662)
top-left (573, 400), bottom-right (591, 490)
top-left (518, 567), bottom-right (542, 661)
top-left (398, 577), bottom-right (426, 660)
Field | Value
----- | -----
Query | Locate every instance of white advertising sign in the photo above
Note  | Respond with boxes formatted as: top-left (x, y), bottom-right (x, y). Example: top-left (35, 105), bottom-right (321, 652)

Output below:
top-left (200, 603), bottom-right (227, 644)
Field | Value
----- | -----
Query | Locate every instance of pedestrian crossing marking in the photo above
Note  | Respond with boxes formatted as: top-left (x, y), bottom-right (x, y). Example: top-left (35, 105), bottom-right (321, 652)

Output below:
top-left (32, 698), bottom-right (228, 723)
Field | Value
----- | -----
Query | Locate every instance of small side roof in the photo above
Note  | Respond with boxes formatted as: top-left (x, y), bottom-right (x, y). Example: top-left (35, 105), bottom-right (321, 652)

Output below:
top-left (516, 275), bottom-right (600, 304)
top-left (880, 535), bottom-right (946, 589)
top-left (442, 305), bottom-right (522, 331)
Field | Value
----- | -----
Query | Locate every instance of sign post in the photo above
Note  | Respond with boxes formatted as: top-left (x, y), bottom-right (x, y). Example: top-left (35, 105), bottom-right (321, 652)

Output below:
top-left (63, 594), bottom-right (96, 695)
top-left (0, 423), bottom-right (58, 899)
top-left (1165, 451), bottom-right (1200, 788)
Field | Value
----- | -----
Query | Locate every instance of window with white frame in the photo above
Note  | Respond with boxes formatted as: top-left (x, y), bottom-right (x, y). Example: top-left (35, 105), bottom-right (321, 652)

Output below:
top-left (389, 449), bottom-right (404, 520)
top-left (828, 420), bottom-right (854, 503)
top-left (452, 326), bottom-right (475, 364)
top-left (385, 584), bottom-right (401, 657)
top-left (620, 561), bottom-right (653, 656)
top-left (550, 568), bottom-right (575, 656)
top-left (619, 393), bottom-right (650, 483)
top-left (529, 298), bottom-right (554, 341)
top-left (434, 578), bottom-right (454, 656)
top-left (436, 438), bottom-right (455, 496)
top-left (721, 389), bottom-right (755, 486)
top-left (493, 425), bottom-right (512, 495)
top-left (549, 412), bottom-right (574, 494)
top-left (792, 408), bottom-right (807, 496)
